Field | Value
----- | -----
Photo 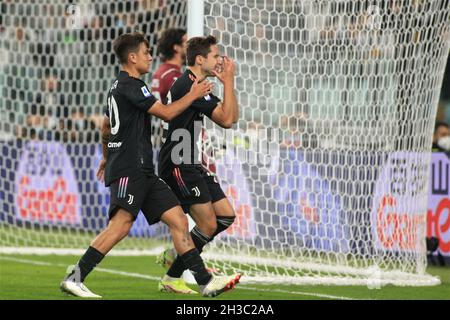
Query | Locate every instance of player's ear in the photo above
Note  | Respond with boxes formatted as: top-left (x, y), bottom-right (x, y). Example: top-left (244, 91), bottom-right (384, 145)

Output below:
top-left (128, 52), bottom-right (137, 64)
top-left (195, 55), bottom-right (204, 66)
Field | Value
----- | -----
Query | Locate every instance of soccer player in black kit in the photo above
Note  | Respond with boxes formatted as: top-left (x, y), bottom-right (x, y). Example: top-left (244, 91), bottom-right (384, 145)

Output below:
top-left (60, 32), bottom-right (240, 298)
top-left (157, 36), bottom-right (239, 292)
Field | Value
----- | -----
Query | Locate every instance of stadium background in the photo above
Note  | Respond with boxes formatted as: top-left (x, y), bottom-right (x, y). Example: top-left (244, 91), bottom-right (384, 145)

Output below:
top-left (0, 0), bottom-right (449, 299)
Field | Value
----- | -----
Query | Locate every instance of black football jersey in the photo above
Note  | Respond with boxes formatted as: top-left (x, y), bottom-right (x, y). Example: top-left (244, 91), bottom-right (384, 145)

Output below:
top-left (158, 69), bottom-right (220, 177)
top-left (103, 71), bottom-right (158, 186)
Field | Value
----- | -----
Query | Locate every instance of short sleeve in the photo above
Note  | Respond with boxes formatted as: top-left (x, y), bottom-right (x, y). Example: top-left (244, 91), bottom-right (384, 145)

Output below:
top-left (123, 81), bottom-right (158, 112)
top-left (191, 93), bottom-right (221, 118)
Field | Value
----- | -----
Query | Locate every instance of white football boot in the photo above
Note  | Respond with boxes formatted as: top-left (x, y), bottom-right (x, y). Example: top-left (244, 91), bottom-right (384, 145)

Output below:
top-left (200, 274), bottom-right (241, 298)
top-left (60, 279), bottom-right (102, 298)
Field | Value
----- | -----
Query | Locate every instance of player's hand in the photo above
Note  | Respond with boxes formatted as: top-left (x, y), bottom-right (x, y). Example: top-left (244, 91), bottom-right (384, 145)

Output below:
top-left (189, 77), bottom-right (214, 99)
top-left (212, 56), bottom-right (235, 84)
top-left (96, 158), bottom-right (107, 182)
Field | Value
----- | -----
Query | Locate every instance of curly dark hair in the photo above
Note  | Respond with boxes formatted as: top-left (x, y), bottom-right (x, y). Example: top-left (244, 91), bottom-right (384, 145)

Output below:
top-left (157, 28), bottom-right (187, 62)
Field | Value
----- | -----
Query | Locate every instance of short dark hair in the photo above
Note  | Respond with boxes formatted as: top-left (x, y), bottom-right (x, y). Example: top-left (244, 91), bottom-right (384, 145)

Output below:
top-left (113, 32), bottom-right (149, 64)
top-left (157, 28), bottom-right (186, 62)
top-left (186, 35), bottom-right (217, 66)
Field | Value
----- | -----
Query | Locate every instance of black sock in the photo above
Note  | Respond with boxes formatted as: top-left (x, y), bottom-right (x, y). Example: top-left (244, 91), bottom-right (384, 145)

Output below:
top-left (167, 227), bottom-right (211, 278)
top-left (190, 226), bottom-right (212, 254)
top-left (178, 248), bottom-right (212, 285)
top-left (67, 246), bottom-right (104, 283)
top-left (166, 256), bottom-right (186, 278)
top-left (166, 219), bottom-right (234, 279)
top-left (212, 216), bottom-right (235, 238)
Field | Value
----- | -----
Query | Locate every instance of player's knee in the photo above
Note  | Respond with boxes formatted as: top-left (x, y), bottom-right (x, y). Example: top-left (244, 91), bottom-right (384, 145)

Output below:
top-left (175, 215), bottom-right (190, 234)
top-left (118, 221), bottom-right (133, 239)
top-left (107, 218), bottom-right (133, 240)
top-left (165, 208), bottom-right (190, 233)
top-left (214, 215), bottom-right (236, 235)
top-left (221, 203), bottom-right (235, 218)
top-left (199, 219), bottom-right (217, 237)
top-left (226, 208), bottom-right (236, 219)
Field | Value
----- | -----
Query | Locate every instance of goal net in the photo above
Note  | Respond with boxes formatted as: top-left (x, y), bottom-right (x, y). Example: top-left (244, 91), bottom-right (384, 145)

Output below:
top-left (0, 0), bottom-right (187, 252)
top-left (1, 0), bottom-right (449, 286)
top-left (201, 0), bottom-right (449, 286)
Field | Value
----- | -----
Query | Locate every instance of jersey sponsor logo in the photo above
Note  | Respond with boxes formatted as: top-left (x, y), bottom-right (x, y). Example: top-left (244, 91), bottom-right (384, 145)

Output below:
top-left (108, 141), bottom-right (122, 148)
top-left (141, 86), bottom-right (152, 97)
top-left (204, 94), bottom-right (211, 101)
top-left (127, 194), bottom-right (134, 205)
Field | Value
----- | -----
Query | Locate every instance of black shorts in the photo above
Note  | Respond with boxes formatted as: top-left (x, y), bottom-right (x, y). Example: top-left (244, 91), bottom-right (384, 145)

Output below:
top-left (162, 165), bottom-right (226, 213)
top-left (108, 174), bottom-right (180, 225)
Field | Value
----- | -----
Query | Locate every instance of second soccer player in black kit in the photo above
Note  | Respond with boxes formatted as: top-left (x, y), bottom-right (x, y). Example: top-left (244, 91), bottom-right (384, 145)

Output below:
top-left (157, 36), bottom-right (239, 291)
top-left (60, 32), bottom-right (240, 298)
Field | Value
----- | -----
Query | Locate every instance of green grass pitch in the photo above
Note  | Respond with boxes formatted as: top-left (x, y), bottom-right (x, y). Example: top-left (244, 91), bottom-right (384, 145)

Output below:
top-left (1, 254), bottom-right (449, 300)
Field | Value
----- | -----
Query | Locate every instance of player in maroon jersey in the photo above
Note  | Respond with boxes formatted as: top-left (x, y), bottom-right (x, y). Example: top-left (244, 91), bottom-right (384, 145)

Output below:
top-left (150, 29), bottom-right (188, 148)
top-left (151, 28), bottom-right (187, 104)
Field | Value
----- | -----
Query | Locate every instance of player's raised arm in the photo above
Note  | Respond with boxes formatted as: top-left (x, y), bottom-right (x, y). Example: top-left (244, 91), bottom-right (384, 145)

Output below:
top-left (210, 56), bottom-right (239, 128)
top-left (148, 78), bottom-right (213, 121)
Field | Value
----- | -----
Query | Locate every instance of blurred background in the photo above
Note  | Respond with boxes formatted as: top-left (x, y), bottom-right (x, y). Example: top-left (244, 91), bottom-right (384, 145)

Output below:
top-left (0, 0), bottom-right (448, 147)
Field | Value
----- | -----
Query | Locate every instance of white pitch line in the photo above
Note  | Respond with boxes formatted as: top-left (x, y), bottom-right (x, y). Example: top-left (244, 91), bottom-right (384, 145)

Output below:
top-left (237, 286), bottom-right (357, 300)
top-left (0, 255), bottom-right (360, 300)
top-left (0, 256), bottom-right (57, 267)
top-left (0, 247), bottom-right (165, 256)
top-left (0, 256), bottom-right (159, 280)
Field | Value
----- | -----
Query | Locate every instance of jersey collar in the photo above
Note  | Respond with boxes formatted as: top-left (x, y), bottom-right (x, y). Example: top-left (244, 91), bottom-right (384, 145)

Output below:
top-left (186, 68), bottom-right (196, 80)
top-left (119, 70), bottom-right (130, 79)
top-left (186, 68), bottom-right (208, 83)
